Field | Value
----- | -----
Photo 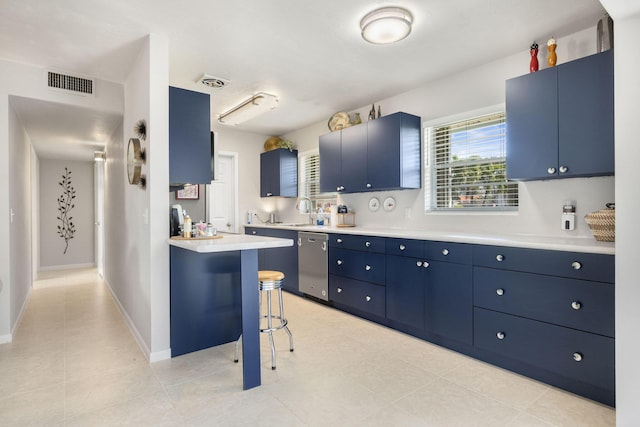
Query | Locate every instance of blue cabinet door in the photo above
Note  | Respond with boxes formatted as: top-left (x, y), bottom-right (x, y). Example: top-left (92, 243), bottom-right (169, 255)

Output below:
top-left (169, 87), bottom-right (211, 185)
top-left (558, 50), bottom-right (614, 177)
top-left (260, 149), bottom-right (298, 197)
top-left (340, 124), bottom-right (368, 193)
top-left (386, 255), bottom-right (425, 330)
top-left (260, 229), bottom-right (299, 294)
top-left (367, 112), bottom-right (421, 191)
top-left (319, 131), bottom-right (342, 193)
top-left (506, 67), bottom-right (558, 180)
top-left (425, 261), bottom-right (473, 345)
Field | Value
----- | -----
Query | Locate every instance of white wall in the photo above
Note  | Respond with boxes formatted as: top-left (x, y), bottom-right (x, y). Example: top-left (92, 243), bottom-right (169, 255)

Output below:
top-left (7, 104), bottom-right (32, 340)
top-left (39, 159), bottom-right (94, 269)
top-left (0, 58), bottom-right (123, 341)
top-left (278, 26), bottom-right (614, 239)
top-left (103, 34), bottom-right (170, 361)
top-left (604, 5), bottom-right (640, 425)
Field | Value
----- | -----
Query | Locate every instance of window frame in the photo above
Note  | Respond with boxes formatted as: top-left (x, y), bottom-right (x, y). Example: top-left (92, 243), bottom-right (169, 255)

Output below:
top-left (423, 105), bottom-right (518, 213)
top-left (298, 149), bottom-right (336, 212)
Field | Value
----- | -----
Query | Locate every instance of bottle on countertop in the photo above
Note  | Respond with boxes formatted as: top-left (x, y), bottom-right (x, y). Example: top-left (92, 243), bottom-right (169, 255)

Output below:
top-left (183, 214), bottom-right (192, 238)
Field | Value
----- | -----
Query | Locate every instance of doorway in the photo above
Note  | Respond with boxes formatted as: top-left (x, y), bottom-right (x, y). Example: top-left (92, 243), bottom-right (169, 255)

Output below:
top-left (206, 151), bottom-right (238, 233)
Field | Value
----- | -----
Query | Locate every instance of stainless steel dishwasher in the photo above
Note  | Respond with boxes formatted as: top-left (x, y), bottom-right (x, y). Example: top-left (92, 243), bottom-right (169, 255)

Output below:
top-left (298, 232), bottom-right (328, 301)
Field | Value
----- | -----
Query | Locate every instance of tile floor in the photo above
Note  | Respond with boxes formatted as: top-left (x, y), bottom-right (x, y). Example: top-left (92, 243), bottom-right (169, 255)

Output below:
top-left (0, 268), bottom-right (615, 426)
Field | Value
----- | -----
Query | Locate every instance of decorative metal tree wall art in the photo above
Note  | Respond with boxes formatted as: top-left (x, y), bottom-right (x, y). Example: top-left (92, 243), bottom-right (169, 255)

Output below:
top-left (56, 167), bottom-right (76, 254)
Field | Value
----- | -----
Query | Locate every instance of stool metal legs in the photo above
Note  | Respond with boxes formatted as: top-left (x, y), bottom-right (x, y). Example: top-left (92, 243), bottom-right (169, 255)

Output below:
top-left (234, 282), bottom-right (293, 370)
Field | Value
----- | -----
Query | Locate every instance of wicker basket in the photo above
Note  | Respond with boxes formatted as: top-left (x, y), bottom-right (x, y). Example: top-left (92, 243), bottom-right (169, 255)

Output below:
top-left (584, 203), bottom-right (615, 242)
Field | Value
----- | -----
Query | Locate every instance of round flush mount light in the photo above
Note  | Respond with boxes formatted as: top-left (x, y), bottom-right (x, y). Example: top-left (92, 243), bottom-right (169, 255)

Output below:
top-left (360, 6), bottom-right (413, 44)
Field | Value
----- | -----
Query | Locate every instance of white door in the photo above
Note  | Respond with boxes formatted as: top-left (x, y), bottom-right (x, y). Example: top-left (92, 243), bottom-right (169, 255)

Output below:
top-left (207, 151), bottom-right (238, 233)
top-left (94, 160), bottom-right (105, 277)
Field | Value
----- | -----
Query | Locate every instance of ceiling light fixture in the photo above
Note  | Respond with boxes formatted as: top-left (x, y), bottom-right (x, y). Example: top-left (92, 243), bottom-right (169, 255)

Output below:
top-left (218, 92), bottom-right (279, 125)
top-left (360, 6), bottom-right (413, 44)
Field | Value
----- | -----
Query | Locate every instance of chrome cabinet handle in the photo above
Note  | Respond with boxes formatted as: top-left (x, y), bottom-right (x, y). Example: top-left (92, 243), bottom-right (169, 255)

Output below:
top-left (573, 352), bottom-right (583, 362)
top-left (496, 288), bottom-right (505, 296)
top-left (365, 295), bottom-right (371, 302)
top-left (422, 261), bottom-right (429, 268)
top-left (496, 332), bottom-right (505, 340)
top-left (297, 238), bottom-right (301, 246)
top-left (442, 249), bottom-right (449, 256)
top-left (365, 265), bottom-right (372, 271)
top-left (399, 244), bottom-right (406, 251)
top-left (336, 238), bottom-right (343, 243)
top-left (321, 242), bottom-right (327, 251)
top-left (366, 183), bottom-right (372, 188)
top-left (559, 166), bottom-right (568, 173)
top-left (337, 259), bottom-right (343, 265)
top-left (416, 261), bottom-right (423, 267)
top-left (571, 301), bottom-right (582, 310)
top-left (547, 167), bottom-right (556, 174)
top-left (252, 231), bottom-right (257, 235)
top-left (337, 287), bottom-right (342, 293)
top-left (571, 261), bottom-right (582, 270)
top-left (365, 241), bottom-right (371, 248)
top-left (266, 192), bottom-right (273, 196)
top-left (496, 254), bottom-right (504, 262)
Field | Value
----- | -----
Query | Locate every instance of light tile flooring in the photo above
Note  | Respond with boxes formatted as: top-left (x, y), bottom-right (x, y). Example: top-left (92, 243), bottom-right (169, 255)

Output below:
top-left (0, 268), bottom-right (615, 426)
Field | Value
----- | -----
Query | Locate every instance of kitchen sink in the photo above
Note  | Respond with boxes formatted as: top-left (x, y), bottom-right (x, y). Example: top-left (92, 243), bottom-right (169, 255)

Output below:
top-left (277, 223), bottom-right (313, 227)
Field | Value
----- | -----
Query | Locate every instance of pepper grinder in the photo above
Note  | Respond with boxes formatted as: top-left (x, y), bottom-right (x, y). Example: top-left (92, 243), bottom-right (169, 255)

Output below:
top-left (547, 37), bottom-right (557, 67)
top-left (529, 42), bottom-right (539, 73)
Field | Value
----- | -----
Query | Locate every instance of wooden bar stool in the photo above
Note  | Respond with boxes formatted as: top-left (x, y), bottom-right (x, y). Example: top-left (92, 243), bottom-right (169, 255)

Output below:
top-left (234, 270), bottom-right (293, 369)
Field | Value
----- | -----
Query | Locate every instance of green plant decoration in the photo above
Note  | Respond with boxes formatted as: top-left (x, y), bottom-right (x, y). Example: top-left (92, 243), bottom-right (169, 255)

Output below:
top-left (56, 167), bottom-right (76, 254)
top-left (279, 139), bottom-right (294, 151)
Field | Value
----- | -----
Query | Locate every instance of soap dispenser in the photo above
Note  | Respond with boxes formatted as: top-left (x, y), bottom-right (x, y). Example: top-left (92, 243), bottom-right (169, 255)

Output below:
top-left (561, 201), bottom-right (575, 231)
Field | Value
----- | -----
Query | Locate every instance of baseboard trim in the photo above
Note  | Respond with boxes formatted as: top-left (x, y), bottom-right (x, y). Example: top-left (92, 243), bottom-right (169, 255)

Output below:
top-left (39, 262), bottom-right (95, 272)
top-left (150, 348), bottom-right (172, 362)
top-left (0, 333), bottom-right (12, 344)
top-left (10, 285), bottom-right (32, 339)
top-left (103, 277), bottom-right (154, 362)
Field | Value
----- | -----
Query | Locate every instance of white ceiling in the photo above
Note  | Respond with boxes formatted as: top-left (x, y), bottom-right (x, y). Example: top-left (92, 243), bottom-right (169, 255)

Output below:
top-left (0, 0), bottom-right (607, 161)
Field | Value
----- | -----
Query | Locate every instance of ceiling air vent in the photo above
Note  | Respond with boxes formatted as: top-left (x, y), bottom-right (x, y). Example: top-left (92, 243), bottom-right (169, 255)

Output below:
top-left (47, 71), bottom-right (94, 95)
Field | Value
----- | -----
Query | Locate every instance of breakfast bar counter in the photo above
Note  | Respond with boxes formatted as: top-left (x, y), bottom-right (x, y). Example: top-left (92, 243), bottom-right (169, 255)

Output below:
top-left (167, 233), bottom-right (293, 390)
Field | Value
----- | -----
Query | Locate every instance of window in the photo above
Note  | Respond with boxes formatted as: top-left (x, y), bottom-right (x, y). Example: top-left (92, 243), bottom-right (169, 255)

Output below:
top-left (425, 112), bottom-right (518, 211)
top-left (298, 151), bottom-right (336, 211)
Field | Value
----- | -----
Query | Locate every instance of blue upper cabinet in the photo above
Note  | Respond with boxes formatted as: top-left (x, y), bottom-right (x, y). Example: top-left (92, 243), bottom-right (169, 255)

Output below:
top-left (169, 87), bottom-right (212, 185)
top-left (319, 111), bottom-right (421, 193)
top-left (260, 148), bottom-right (298, 197)
top-left (506, 50), bottom-right (614, 180)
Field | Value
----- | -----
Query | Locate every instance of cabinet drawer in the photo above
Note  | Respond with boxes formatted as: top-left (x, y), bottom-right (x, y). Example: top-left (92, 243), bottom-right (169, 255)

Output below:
top-left (329, 234), bottom-right (386, 253)
top-left (474, 308), bottom-right (614, 391)
top-left (329, 275), bottom-right (385, 318)
top-left (425, 241), bottom-right (472, 264)
top-left (474, 267), bottom-right (614, 337)
top-left (244, 227), bottom-right (263, 236)
top-left (472, 245), bottom-right (614, 283)
top-left (385, 238), bottom-right (424, 258)
top-left (329, 248), bottom-right (386, 285)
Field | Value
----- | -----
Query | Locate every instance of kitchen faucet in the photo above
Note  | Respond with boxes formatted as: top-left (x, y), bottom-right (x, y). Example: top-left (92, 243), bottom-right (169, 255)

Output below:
top-left (295, 196), bottom-right (314, 224)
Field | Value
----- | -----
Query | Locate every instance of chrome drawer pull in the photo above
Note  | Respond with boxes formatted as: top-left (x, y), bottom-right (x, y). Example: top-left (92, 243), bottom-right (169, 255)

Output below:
top-left (496, 254), bottom-right (504, 262)
top-left (336, 238), bottom-right (343, 243)
top-left (571, 261), bottom-right (582, 270)
top-left (399, 244), bottom-right (406, 251)
top-left (252, 231), bottom-right (257, 235)
top-left (571, 301), bottom-right (582, 310)
top-left (496, 332), bottom-right (506, 340)
top-left (416, 261), bottom-right (423, 267)
top-left (559, 166), bottom-right (568, 173)
top-left (547, 167), bottom-right (556, 174)
top-left (337, 260), bottom-right (343, 265)
top-left (365, 265), bottom-right (372, 271)
top-left (337, 287), bottom-right (342, 293)
top-left (365, 241), bottom-right (371, 248)
top-left (365, 295), bottom-right (371, 302)
top-left (496, 288), bottom-right (505, 296)
top-left (573, 352), bottom-right (583, 362)
top-left (422, 261), bottom-right (429, 268)
top-left (442, 249), bottom-right (449, 256)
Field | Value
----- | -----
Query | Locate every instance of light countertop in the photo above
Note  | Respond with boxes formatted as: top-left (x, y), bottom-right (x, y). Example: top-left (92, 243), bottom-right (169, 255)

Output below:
top-left (245, 223), bottom-right (615, 255)
top-left (167, 233), bottom-right (293, 253)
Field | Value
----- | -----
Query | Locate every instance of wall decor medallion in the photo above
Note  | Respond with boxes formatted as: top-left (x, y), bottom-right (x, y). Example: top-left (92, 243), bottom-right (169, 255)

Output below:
top-left (328, 112), bottom-right (350, 131)
top-left (368, 197), bottom-right (380, 212)
top-left (127, 137), bottom-right (146, 188)
top-left (56, 167), bottom-right (76, 254)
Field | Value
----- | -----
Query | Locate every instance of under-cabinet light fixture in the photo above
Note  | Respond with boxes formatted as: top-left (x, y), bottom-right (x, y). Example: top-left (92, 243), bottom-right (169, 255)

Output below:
top-left (360, 6), bottom-right (413, 44)
top-left (218, 92), bottom-right (279, 125)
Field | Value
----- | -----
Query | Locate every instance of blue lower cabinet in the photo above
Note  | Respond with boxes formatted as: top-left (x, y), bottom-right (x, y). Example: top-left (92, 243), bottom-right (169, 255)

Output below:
top-left (425, 261), bottom-right (473, 345)
top-left (244, 228), bottom-right (299, 294)
top-left (386, 255), bottom-right (425, 330)
top-left (329, 247), bottom-right (386, 285)
top-left (474, 307), bottom-right (615, 394)
top-left (329, 274), bottom-right (385, 318)
top-left (170, 246), bottom-right (242, 357)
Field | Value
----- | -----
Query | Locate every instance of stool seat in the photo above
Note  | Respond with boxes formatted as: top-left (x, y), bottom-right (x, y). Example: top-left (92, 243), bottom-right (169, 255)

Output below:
top-left (234, 270), bottom-right (293, 370)
top-left (259, 270), bottom-right (285, 282)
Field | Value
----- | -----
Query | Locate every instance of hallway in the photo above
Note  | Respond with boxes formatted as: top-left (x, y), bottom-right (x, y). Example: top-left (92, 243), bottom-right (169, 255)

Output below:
top-left (0, 269), bottom-right (615, 426)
